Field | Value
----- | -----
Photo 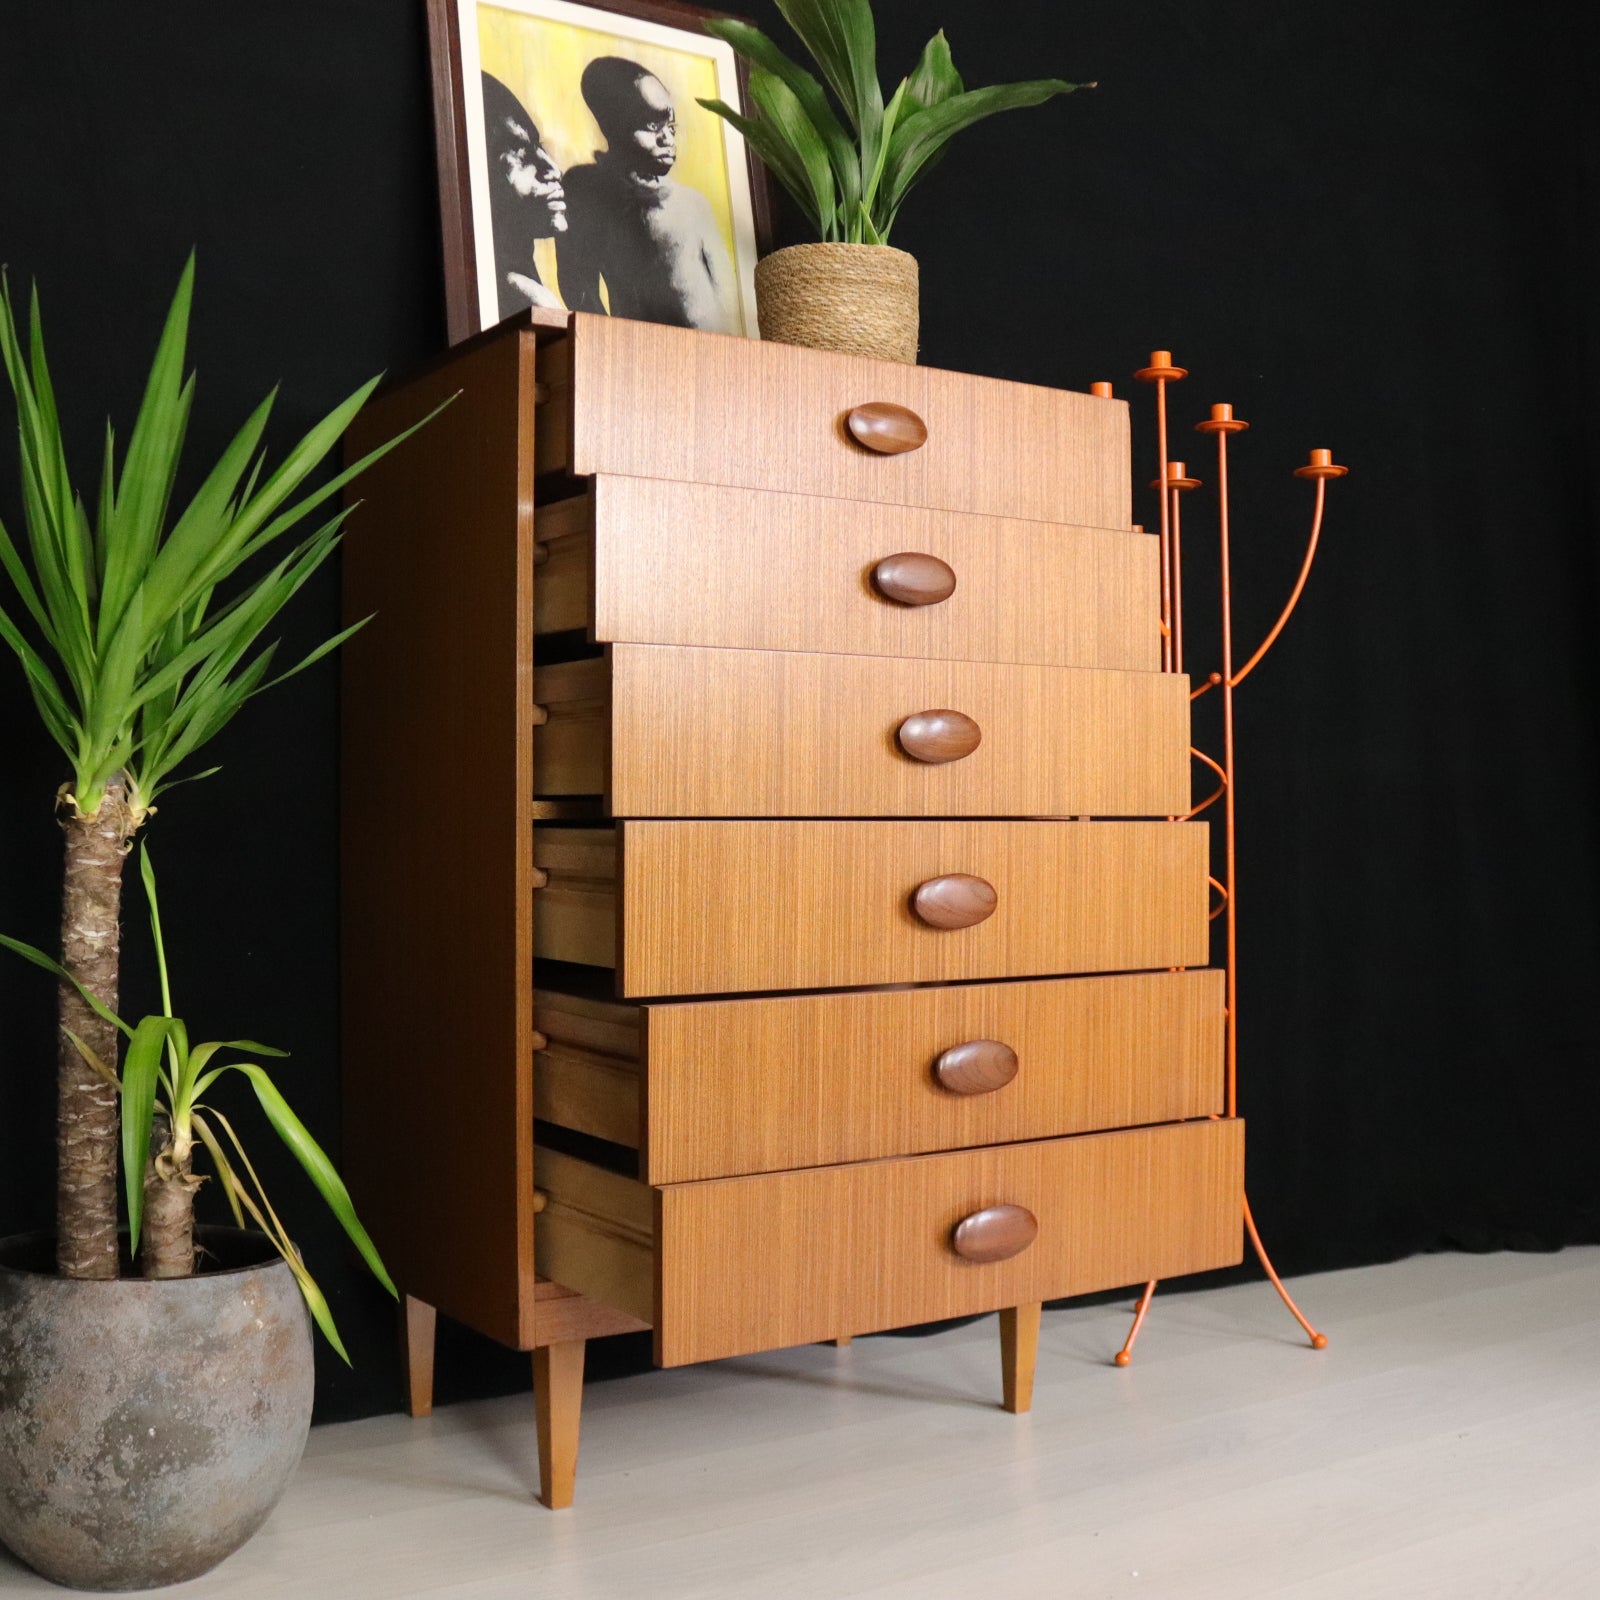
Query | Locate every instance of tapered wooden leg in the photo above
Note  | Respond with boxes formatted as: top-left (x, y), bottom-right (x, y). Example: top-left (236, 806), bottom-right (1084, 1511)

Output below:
top-left (533, 1339), bottom-right (586, 1509)
top-left (999, 1303), bottom-right (1041, 1414)
top-left (400, 1295), bottom-right (437, 1418)
top-left (829, 1335), bottom-right (853, 1347)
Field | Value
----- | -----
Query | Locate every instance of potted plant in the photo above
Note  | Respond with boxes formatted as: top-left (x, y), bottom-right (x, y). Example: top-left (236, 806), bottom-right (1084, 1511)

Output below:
top-left (0, 264), bottom-right (429, 1588)
top-left (699, 0), bottom-right (1093, 362)
top-left (1, 847), bottom-right (393, 1589)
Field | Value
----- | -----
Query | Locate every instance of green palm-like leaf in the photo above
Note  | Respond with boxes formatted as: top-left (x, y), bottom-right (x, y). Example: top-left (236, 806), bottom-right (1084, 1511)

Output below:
top-left (226, 1062), bottom-right (396, 1297)
top-left (120, 1015), bottom-right (177, 1253)
top-left (699, 97), bottom-right (825, 236)
top-left (880, 79), bottom-right (1090, 225)
top-left (704, 18), bottom-right (861, 229)
top-left (774, 0), bottom-right (882, 155)
top-left (906, 30), bottom-right (963, 112)
top-left (0, 262), bottom-right (444, 821)
top-left (748, 70), bottom-right (839, 238)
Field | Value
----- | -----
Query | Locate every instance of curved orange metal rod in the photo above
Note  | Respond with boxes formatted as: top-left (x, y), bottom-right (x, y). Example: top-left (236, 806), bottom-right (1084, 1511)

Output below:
top-left (1244, 1194), bottom-right (1328, 1348)
top-left (1230, 453), bottom-right (1347, 688)
top-left (1208, 876), bottom-right (1230, 921)
top-left (1184, 746), bottom-right (1228, 819)
top-left (1114, 1281), bottom-right (1158, 1366)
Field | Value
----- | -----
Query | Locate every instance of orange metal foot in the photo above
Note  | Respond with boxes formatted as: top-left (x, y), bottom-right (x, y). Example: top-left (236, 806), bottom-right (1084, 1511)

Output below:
top-left (1113, 1280), bottom-right (1158, 1366)
top-left (1243, 1194), bottom-right (1328, 1349)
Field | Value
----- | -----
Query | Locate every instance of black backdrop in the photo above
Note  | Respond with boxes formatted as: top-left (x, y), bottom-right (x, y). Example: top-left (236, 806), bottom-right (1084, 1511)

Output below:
top-left (1, 1), bottom-right (1596, 1424)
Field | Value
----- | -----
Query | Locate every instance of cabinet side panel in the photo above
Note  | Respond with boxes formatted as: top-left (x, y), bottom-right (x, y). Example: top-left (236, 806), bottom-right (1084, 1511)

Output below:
top-left (341, 327), bottom-right (538, 1349)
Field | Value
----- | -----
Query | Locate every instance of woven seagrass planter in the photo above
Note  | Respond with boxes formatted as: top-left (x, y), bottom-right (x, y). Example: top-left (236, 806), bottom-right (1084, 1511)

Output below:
top-left (755, 243), bottom-right (920, 364)
top-left (0, 1228), bottom-right (313, 1592)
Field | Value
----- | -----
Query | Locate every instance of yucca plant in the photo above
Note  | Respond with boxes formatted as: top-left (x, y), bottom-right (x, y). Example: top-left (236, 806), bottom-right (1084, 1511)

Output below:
top-left (0, 258), bottom-right (432, 1282)
top-left (699, 1), bottom-right (1093, 245)
top-left (1, 845), bottom-right (393, 1357)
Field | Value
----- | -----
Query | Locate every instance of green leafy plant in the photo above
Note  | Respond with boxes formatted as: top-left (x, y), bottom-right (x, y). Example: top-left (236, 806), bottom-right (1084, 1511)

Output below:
top-left (1, 845), bottom-right (393, 1359)
top-left (699, 1), bottom-right (1093, 246)
top-left (0, 257), bottom-right (436, 1282)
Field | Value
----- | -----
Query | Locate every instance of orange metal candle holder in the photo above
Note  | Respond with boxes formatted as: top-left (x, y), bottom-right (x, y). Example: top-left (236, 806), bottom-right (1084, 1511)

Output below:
top-left (1113, 357), bottom-right (1345, 1367)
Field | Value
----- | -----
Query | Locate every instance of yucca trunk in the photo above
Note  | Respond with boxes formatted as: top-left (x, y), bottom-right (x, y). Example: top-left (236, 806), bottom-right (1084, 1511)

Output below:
top-left (142, 1126), bottom-right (201, 1279)
top-left (55, 776), bottom-right (137, 1280)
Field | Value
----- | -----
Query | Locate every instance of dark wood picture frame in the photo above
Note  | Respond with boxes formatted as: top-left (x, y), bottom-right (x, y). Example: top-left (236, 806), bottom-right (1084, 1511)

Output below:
top-left (427, 0), bottom-right (777, 345)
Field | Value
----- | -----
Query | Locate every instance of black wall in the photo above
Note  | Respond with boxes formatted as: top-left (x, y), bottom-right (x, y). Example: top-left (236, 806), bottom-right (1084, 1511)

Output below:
top-left (2, 1), bottom-right (1596, 1424)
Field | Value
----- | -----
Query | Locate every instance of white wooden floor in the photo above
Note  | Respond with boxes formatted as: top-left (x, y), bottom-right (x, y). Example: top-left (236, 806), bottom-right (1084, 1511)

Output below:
top-left (3, 1248), bottom-right (1597, 1598)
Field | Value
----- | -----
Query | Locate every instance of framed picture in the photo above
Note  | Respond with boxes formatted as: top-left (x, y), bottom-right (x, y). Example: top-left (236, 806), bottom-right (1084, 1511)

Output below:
top-left (428, 0), bottom-right (774, 344)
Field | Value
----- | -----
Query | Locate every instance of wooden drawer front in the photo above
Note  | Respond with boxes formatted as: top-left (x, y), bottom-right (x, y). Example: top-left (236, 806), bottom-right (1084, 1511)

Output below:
top-left (532, 821), bottom-right (1209, 995)
top-left (535, 1120), bottom-right (1244, 1367)
top-left (534, 970), bottom-right (1224, 1184)
top-left (535, 645), bottom-right (1189, 817)
top-left (559, 316), bottom-right (1130, 528)
top-left (579, 477), bottom-right (1160, 670)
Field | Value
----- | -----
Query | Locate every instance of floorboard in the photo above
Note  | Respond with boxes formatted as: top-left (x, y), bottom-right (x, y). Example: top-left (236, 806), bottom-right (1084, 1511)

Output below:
top-left (2, 1249), bottom-right (1595, 1598)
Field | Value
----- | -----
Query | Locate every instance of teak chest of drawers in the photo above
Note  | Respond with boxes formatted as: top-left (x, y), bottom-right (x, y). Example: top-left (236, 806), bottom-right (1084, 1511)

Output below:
top-left (341, 311), bottom-right (1243, 1510)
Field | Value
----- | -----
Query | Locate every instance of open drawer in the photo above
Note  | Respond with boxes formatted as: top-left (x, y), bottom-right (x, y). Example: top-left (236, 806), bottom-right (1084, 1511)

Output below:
top-left (534, 1118), bottom-right (1244, 1367)
top-left (535, 476), bottom-right (1160, 672)
top-left (537, 314), bottom-right (1130, 527)
top-left (534, 969), bottom-right (1225, 1183)
top-left (533, 819), bottom-right (1210, 996)
top-left (533, 644), bottom-right (1189, 818)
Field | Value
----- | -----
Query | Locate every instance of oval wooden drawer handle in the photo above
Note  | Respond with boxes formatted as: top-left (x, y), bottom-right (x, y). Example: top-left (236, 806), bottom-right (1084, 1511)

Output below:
top-left (912, 873), bottom-right (997, 930)
top-left (898, 709), bottom-right (981, 765)
top-left (847, 401), bottom-right (928, 455)
top-left (932, 1039), bottom-right (1019, 1095)
top-left (951, 1204), bottom-right (1038, 1264)
top-left (872, 551), bottom-right (956, 607)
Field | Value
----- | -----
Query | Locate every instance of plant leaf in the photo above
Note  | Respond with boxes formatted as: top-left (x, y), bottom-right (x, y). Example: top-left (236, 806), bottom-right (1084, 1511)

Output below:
top-left (703, 18), bottom-right (861, 227)
top-left (0, 932), bottom-right (134, 1038)
top-left (774, 0), bottom-right (882, 169)
top-left (190, 1110), bottom-right (246, 1228)
top-left (880, 79), bottom-right (1090, 223)
top-left (228, 1062), bottom-right (396, 1297)
top-left (698, 97), bottom-right (824, 237)
top-left (905, 30), bottom-right (963, 112)
top-left (121, 1014), bottom-right (178, 1254)
top-left (747, 70), bottom-right (838, 237)
top-left (61, 1027), bottom-right (120, 1090)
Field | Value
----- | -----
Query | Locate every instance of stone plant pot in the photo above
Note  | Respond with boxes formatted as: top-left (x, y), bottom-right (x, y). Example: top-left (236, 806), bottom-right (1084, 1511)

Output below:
top-left (0, 1227), bottom-right (314, 1592)
top-left (754, 242), bottom-right (920, 364)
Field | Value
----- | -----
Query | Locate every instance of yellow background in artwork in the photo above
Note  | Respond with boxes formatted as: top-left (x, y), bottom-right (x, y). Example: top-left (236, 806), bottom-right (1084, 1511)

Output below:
top-left (477, 5), bottom-right (737, 310)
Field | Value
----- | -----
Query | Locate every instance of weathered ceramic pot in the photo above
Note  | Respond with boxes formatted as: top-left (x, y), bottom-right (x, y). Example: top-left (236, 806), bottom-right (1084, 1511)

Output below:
top-left (0, 1227), bottom-right (313, 1591)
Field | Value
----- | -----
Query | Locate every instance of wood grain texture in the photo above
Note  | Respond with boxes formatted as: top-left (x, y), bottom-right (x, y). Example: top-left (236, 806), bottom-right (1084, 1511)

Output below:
top-left (547, 969), bottom-right (1224, 1182)
top-left (400, 1296), bottom-right (437, 1419)
top-left (534, 1148), bottom-right (655, 1325)
top-left (999, 1302), bottom-right (1041, 1414)
top-left (536, 820), bottom-right (1209, 995)
top-left (650, 1119), bottom-right (1244, 1365)
top-left (535, 645), bottom-right (1191, 818)
top-left (568, 315), bottom-right (1131, 527)
top-left (533, 989), bottom-right (643, 1152)
top-left (587, 477), bottom-right (1159, 670)
top-left (532, 827), bottom-right (618, 969)
top-left (530, 1276), bottom-right (649, 1347)
top-left (533, 1340), bottom-right (584, 1510)
top-left (341, 320), bottom-right (542, 1349)
top-left (531, 492), bottom-right (592, 636)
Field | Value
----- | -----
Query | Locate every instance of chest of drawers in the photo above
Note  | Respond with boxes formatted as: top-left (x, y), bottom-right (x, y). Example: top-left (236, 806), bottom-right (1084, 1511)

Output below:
top-left (341, 311), bottom-right (1242, 1510)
